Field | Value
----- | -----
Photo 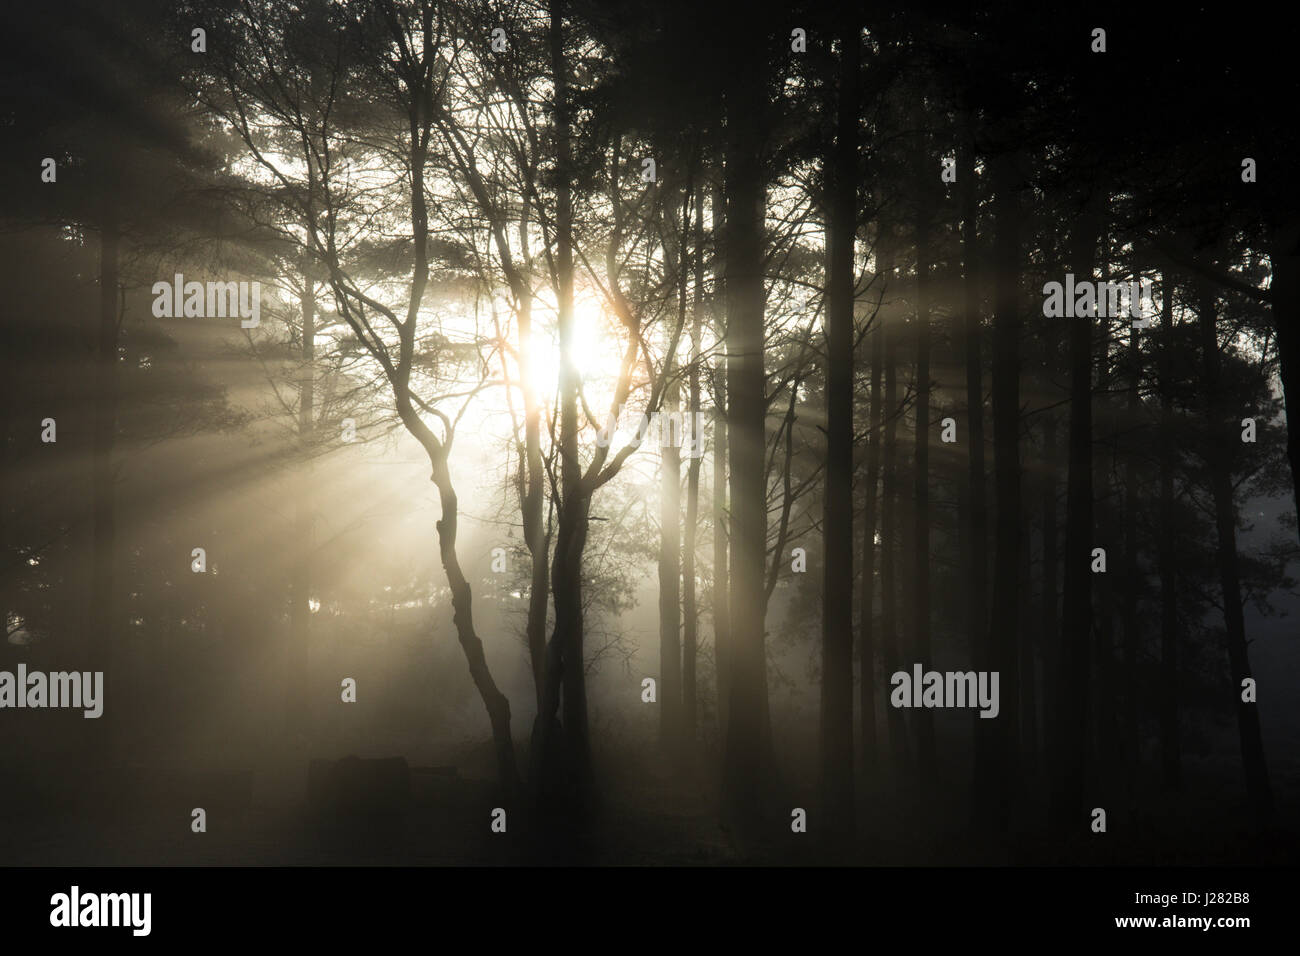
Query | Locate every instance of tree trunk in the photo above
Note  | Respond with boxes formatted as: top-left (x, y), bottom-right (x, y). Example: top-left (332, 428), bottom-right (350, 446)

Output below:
top-left (879, 239), bottom-right (907, 770)
top-left (910, 147), bottom-right (937, 782)
top-left (92, 207), bottom-right (119, 758)
top-left (721, 19), bottom-right (771, 828)
top-left (1121, 285), bottom-right (1141, 806)
top-left (989, 151), bottom-right (1022, 825)
top-left (711, 165), bottom-right (730, 748)
top-left (541, 492), bottom-right (594, 810)
top-left (517, 212), bottom-right (550, 711)
top-left (961, 136), bottom-right (994, 818)
top-left (1054, 190), bottom-right (1101, 829)
top-left (820, 19), bottom-right (858, 840)
top-left (683, 176), bottom-right (705, 748)
top-left (1092, 244), bottom-right (1119, 771)
top-left (1040, 414), bottom-right (1059, 774)
top-left (309, 8), bottom-right (521, 802)
top-left (1269, 222), bottom-right (1300, 544)
top-left (0, 284), bottom-right (8, 641)
top-left (859, 288), bottom-right (883, 771)
top-left (1157, 272), bottom-right (1182, 789)
top-left (659, 347), bottom-right (681, 759)
top-left (658, 181), bottom-right (687, 759)
top-left (543, 0), bottom-right (594, 811)
top-left (1197, 283), bottom-right (1273, 820)
top-left (1019, 488), bottom-right (1037, 772)
top-left (290, 273), bottom-right (315, 743)
top-left (429, 451), bottom-right (520, 801)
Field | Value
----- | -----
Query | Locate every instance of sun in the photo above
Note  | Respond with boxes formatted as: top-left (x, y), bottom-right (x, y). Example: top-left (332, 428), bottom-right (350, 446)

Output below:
top-left (524, 295), bottom-right (607, 398)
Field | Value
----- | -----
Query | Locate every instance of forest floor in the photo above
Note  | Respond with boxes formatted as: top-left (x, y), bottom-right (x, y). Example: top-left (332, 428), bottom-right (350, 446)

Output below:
top-left (2, 737), bottom-right (1296, 866)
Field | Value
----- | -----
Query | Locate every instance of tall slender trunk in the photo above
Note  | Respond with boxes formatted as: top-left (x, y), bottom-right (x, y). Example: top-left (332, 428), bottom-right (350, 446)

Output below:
top-left (92, 207), bottom-right (119, 758)
top-left (1040, 415), bottom-right (1059, 775)
top-left (290, 273), bottom-right (315, 742)
top-left (879, 239), bottom-right (906, 770)
top-left (961, 135), bottom-right (994, 816)
top-left (555, 0), bottom-right (592, 804)
top-left (1019, 488), bottom-right (1037, 771)
top-left (859, 294), bottom-right (883, 771)
top-left (910, 150), bottom-right (937, 781)
top-left (711, 171), bottom-right (730, 746)
top-left (821, 19), bottom-right (858, 840)
top-left (1157, 272), bottom-right (1182, 789)
top-left (989, 151), bottom-right (1022, 825)
top-left (0, 287), bottom-right (9, 641)
top-left (721, 19), bottom-right (771, 827)
top-left (542, 492), bottom-right (592, 807)
top-left (518, 211), bottom-right (550, 711)
top-left (683, 177), bottom-right (705, 747)
top-left (1269, 222), bottom-right (1300, 543)
top-left (1121, 285), bottom-right (1141, 806)
top-left (1055, 191), bottom-right (1102, 829)
top-left (1197, 283), bottom-right (1273, 819)
top-left (1093, 245), bottom-right (1118, 769)
top-left (658, 189), bottom-right (686, 759)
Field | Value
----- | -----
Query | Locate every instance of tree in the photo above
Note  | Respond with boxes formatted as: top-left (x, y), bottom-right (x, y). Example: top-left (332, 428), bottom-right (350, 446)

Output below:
top-left (1055, 190), bottom-right (1102, 829)
top-left (720, 9), bottom-right (772, 831)
top-left (1196, 280), bottom-right (1273, 819)
top-left (988, 150), bottom-right (1022, 826)
top-left (820, 17), bottom-right (858, 841)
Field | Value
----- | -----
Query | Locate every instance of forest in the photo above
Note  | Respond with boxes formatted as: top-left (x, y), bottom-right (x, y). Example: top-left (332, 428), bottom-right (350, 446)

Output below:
top-left (1, 0), bottom-right (1297, 866)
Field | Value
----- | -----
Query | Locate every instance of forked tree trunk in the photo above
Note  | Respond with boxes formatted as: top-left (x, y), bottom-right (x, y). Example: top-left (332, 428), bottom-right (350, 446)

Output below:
top-left (534, 0), bottom-right (594, 812)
